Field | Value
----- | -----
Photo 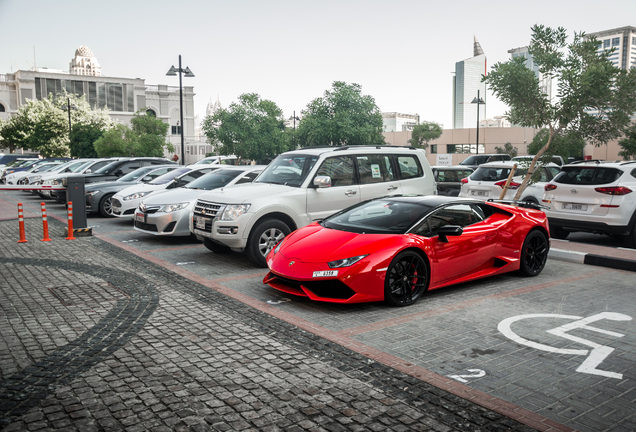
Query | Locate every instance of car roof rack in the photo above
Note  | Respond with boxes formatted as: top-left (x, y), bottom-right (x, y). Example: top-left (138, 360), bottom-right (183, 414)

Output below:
top-left (486, 198), bottom-right (549, 211)
top-left (619, 161), bottom-right (636, 166)
top-left (297, 145), bottom-right (417, 151)
top-left (570, 159), bottom-right (605, 165)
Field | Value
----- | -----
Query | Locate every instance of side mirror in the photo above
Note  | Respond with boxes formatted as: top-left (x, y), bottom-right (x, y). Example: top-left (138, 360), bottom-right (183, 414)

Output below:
top-left (141, 176), bottom-right (152, 182)
top-left (313, 175), bottom-right (331, 188)
top-left (437, 225), bottom-right (463, 243)
top-left (114, 169), bottom-right (123, 177)
top-left (85, 169), bottom-right (92, 173)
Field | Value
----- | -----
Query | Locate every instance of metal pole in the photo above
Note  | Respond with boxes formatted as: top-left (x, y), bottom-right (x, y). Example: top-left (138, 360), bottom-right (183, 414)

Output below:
top-left (67, 97), bottom-right (72, 142)
top-left (179, 55), bottom-right (185, 165)
top-left (476, 90), bottom-right (480, 155)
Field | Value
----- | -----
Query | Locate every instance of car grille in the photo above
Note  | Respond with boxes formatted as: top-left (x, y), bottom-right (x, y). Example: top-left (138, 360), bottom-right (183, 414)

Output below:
top-left (134, 220), bottom-right (158, 232)
top-left (271, 275), bottom-right (355, 300)
top-left (138, 203), bottom-right (161, 214)
top-left (193, 200), bottom-right (224, 217)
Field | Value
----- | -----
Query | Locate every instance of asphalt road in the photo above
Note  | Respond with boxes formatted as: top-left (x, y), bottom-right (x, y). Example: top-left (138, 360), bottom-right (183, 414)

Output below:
top-left (2, 190), bottom-right (636, 432)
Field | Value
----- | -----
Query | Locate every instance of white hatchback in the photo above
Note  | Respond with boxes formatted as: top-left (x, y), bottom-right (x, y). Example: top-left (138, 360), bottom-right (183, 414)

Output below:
top-left (542, 160), bottom-right (636, 247)
top-left (459, 161), bottom-right (561, 204)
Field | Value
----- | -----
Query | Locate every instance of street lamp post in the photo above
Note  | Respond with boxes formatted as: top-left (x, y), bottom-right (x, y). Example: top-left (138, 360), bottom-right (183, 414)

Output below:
top-left (471, 90), bottom-right (485, 155)
top-left (166, 55), bottom-right (194, 165)
top-left (63, 97), bottom-right (77, 143)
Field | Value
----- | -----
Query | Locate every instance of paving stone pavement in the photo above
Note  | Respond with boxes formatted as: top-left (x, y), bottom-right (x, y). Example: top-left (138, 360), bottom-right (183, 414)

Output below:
top-left (0, 218), bottom-right (542, 431)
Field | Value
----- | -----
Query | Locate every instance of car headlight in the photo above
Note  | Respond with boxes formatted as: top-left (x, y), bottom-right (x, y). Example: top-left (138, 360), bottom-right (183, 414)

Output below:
top-left (274, 237), bottom-right (286, 254)
top-left (158, 202), bottom-right (190, 213)
top-left (50, 178), bottom-right (64, 186)
top-left (123, 191), bottom-right (152, 201)
top-left (219, 204), bottom-right (250, 221)
top-left (328, 255), bottom-right (368, 269)
top-left (85, 190), bottom-right (100, 197)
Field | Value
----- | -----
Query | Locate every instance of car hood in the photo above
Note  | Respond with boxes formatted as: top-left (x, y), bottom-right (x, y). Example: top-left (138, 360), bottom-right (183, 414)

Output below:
top-left (142, 188), bottom-right (205, 205)
top-left (197, 183), bottom-right (295, 204)
top-left (85, 181), bottom-right (137, 192)
top-left (279, 224), bottom-right (397, 263)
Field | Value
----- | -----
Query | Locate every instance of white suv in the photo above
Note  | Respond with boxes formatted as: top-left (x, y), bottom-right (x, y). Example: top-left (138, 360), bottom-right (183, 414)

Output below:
top-left (191, 146), bottom-right (436, 267)
top-left (459, 161), bottom-right (561, 204)
top-left (542, 160), bottom-right (636, 247)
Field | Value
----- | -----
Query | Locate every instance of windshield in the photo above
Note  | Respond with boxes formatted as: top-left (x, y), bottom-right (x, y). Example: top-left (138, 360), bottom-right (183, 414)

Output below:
top-left (47, 161), bottom-right (77, 173)
top-left (73, 160), bottom-right (96, 172)
top-left (470, 166), bottom-right (527, 182)
top-left (553, 167), bottom-right (622, 185)
top-left (149, 167), bottom-right (191, 185)
top-left (323, 199), bottom-right (435, 234)
top-left (185, 169), bottom-right (243, 190)
top-left (94, 160), bottom-right (123, 174)
top-left (459, 155), bottom-right (490, 166)
top-left (119, 166), bottom-right (163, 182)
top-left (255, 154), bottom-right (318, 187)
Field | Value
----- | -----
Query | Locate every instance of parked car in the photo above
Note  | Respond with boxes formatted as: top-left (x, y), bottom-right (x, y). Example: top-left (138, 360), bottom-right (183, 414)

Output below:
top-left (134, 165), bottom-right (265, 237)
top-left (0, 154), bottom-right (38, 171)
top-left (432, 166), bottom-right (474, 196)
top-left (46, 158), bottom-right (118, 202)
top-left (1, 157), bottom-right (71, 183)
top-left (5, 161), bottom-right (64, 185)
top-left (459, 161), bottom-right (561, 204)
top-left (79, 157), bottom-right (176, 184)
top-left (111, 165), bottom-right (220, 218)
top-left (542, 160), bottom-right (636, 247)
top-left (457, 154), bottom-right (511, 170)
top-left (28, 159), bottom-right (93, 197)
top-left (85, 165), bottom-right (179, 217)
top-left (263, 195), bottom-right (549, 306)
top-left (512, 155), bottom-right (565, 167)
top-left (193, 155), bottom-right (238, 165)
top-left (191, 145), bottom-right (436, 267)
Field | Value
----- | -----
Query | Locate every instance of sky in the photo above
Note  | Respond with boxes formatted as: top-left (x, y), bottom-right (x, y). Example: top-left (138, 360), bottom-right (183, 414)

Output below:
top-left (1, 0), bottom-right (635, 129)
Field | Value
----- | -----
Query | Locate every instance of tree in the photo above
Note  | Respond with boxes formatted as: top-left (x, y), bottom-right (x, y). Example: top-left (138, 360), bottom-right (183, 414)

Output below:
top-left (618, 122), bottom-right (636, 160)
top-left (408, 122), bottom-right (442, 150)
top-left (93, 111), bottom-right (173, 157)
top-left (70, 123), bottom-right (103, 158)
top-left (297, 81), bottom-right (385, 147)
top-left (0, 92), bottom-right (114, 157)
top-left (484, 24), bottom-right (636, 200)
top-left (202, 93), bottom-right (289, 163)
top-left (494, 142), bottom-right (519, 158)
top-left (527, 129), bottom-right (585, 161)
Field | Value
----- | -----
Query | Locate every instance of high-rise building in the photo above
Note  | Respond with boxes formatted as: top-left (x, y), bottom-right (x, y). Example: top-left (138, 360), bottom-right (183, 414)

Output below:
top-left (452, 37), bottom-right (487, 129)
top-left (587, 26), bottom-right (636, 70)
top-left (508, 46), bottom-right (552, 100)
top-left (69, 45), bottom-right (101, 76)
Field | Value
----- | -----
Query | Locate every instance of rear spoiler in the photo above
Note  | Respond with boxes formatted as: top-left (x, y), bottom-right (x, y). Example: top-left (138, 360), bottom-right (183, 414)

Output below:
top-left (487, 199), bottom-right (549, 211)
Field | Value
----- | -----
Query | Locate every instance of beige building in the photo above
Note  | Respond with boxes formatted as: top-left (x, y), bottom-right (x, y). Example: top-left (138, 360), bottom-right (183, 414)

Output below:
top-left (383, 127), bottom-right (628, 166)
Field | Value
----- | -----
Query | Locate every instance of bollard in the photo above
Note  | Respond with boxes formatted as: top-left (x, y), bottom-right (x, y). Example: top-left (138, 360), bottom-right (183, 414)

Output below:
top-left (66, 201), bottom-right (76, 240)
top-left (17, 203), bottom-right (28, 243)
top-left (41, 202), bottom-right (51, 242)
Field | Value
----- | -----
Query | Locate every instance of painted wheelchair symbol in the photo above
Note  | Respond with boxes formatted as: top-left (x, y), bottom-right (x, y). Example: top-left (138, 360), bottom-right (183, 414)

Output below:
top-left (498, 312), bottom-right (632, 379)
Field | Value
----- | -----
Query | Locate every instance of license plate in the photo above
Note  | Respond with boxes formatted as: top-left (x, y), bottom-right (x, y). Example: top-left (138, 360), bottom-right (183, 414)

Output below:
top-left (312, 270), bottom-right (338, 278)
top-left (471, 190), bottom-right (489, 197)
top-left (194, 216), bottom-right (206, 230)
top-left (562, 203), bottom-right (588, 211)
top-left (135, 212), bottom-right (145, 223)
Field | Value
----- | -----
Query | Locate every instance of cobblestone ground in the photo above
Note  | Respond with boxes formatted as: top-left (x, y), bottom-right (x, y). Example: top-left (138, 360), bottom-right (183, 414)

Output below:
top-left (0, 218), bottom-right (537, 431)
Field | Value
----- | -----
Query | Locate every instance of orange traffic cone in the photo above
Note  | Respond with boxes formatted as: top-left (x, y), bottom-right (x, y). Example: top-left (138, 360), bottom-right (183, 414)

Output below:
top-left (17, 203), bottom-right (27, 243)
top-left (41, 202), bottom-right (51, 242)
top-left (66, 201), bottom-right (76, 240)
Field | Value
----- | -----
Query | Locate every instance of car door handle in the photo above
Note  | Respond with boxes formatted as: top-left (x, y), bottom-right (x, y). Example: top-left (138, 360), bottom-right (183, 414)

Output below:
top-left (387, 186), bottom-right (398, 191)
top-left (345, 190), bottom-right (357, 196)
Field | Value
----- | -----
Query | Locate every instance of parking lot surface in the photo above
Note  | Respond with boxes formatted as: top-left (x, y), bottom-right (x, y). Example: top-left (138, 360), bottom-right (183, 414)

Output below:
top-left (1, 190), bottom-right (636, 432)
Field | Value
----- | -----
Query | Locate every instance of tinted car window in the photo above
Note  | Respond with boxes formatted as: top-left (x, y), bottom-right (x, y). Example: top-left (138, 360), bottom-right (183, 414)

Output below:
top-left (357, 155), bottom-right (394, 184)
top-left (460, 155), bottom-right (490, 166)
top-left (236, 171), bottom-right (261, 184)
top-left (553, 167), bottom-right (622, 185)
top-left (471, 166), bottom-right (527, 182)
top-left (396, 155), bottom-right (423, 179)
top-left (316, 156), bottom-right (355, 187)
top-left (149, 167), bottom-right (191, 185)
top-left (185, 170), bottom-right (243, 190)
top-left (414, 204), bottom-right (484, 237)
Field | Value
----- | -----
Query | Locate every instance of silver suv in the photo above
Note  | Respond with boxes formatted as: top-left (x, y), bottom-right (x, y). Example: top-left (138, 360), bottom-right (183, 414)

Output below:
top-left (542, 160), bottom-right (636, 247)
top-left (191, 146), bottom-right (436, 267)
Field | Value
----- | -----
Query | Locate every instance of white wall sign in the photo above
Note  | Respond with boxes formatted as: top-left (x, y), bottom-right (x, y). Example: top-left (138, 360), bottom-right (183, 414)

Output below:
top-left (498, 312), bottom-right (632, 379)
top-left (436, 154), bottom-right (452, 166)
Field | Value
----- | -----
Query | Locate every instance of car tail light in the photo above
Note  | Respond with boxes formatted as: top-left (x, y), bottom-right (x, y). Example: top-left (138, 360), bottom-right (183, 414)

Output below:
top-left (594, 186), bottom-right (632, 196)
top-left (461, 178), bottom-right (468, 184)
top-left (495, 180), bottom-right (521, 189)
top-left (545, 184), bottom-right (557, 191)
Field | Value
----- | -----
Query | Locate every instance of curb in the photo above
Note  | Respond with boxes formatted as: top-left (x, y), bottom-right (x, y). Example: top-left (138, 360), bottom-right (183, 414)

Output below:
top-left (549, 247), bottom-right (636, 272)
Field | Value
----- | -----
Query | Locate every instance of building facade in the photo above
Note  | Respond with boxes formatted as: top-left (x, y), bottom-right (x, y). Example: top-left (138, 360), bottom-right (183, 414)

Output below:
top-left (0, 46), bottom-right (205, 164)
top-left (587, 26), bottom-right (636, 70)
top-left (508, 46), bottom-right (552, 100)
top-left (452, 37), bottom-right (487, 129)
top-left (382, 112), bottom-right (420, 132)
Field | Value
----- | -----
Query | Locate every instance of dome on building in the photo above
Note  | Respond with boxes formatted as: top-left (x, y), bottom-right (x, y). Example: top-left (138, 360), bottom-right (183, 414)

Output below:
top-left (75, 45), bottom-right (93, 57)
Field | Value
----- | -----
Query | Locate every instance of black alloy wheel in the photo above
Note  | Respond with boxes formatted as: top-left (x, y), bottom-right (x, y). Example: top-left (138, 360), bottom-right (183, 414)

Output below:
top-left (384, 250), bottom-right (428, 307)
top-left (519, 230), bottom-right (549, 276)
